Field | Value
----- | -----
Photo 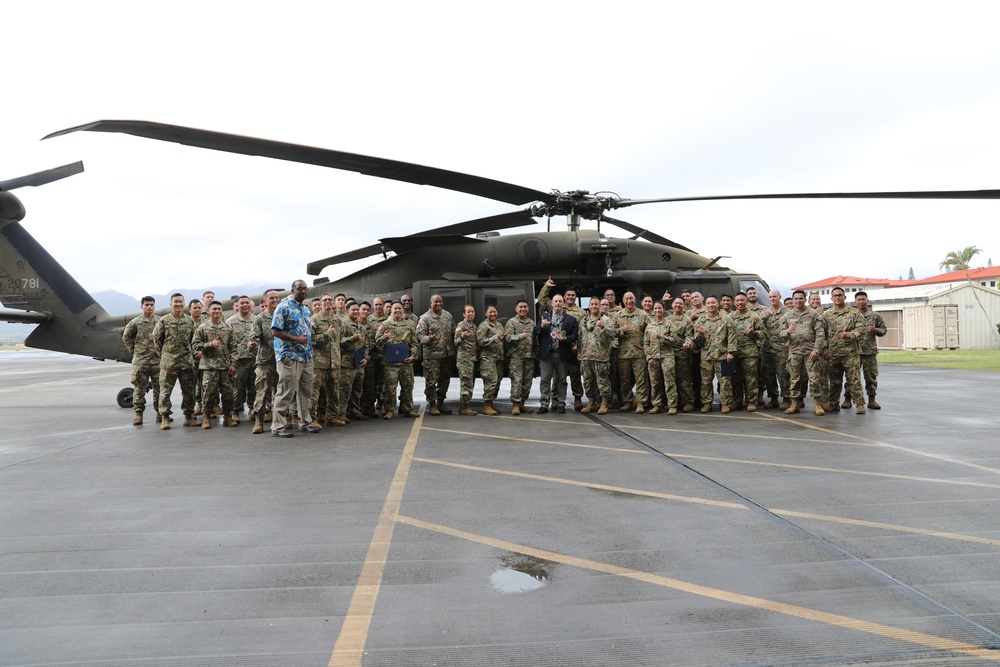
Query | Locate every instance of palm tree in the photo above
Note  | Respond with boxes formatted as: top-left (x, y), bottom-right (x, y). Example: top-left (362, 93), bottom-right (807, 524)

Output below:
top-left (939, 245), bottom-right (982, 272)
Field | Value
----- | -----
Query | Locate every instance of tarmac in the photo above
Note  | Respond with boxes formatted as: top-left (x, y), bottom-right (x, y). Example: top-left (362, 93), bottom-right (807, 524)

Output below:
top-left (2, 349), bottom-right (1000, 666)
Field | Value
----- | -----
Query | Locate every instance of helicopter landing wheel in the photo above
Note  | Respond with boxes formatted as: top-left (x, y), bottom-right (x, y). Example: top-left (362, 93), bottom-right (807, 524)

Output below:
top-left (117, 387), bottom-right (134, 409)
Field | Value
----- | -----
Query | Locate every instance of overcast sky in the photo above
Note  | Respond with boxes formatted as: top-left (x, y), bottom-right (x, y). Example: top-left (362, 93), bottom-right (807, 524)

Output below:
top-left (5, 1), bottom-right (1000, 299)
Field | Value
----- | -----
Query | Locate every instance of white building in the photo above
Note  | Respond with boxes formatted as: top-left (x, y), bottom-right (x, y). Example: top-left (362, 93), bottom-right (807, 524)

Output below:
top-left (869, 282), bottom-right (1000, 350)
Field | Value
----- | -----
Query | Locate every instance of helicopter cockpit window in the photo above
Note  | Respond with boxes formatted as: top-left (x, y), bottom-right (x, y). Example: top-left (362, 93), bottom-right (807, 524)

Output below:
top-left (739, 279), bottom-right (770, 295)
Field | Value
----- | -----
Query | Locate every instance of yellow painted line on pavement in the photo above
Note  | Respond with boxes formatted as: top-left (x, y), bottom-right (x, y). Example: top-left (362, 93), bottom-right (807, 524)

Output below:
top-left (417, 456), bottom-right (1000, 547)
top-left (662, 452), bottom-right (1000, 490)
top-left (759, 412), bottom-right (1000, 476)
top-left (413, 457), bottom-right (747, 509)
top-left (397, 515), bottom-right (1000, 662)
top-left (328, 416), bottom-right (423, 667)
top-left (420, 427), bottom-right (644, 454)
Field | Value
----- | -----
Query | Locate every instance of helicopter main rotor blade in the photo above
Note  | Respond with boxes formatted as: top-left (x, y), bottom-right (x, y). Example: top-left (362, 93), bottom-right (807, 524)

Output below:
top-left (599, 214), bottom-right (695, 254)
top-left (45, 121), bottom-right (550, 207)
top-left (305, 209), bottom-right (538, 275)
top-left (0, 161), bottom-right (84, 192)
top-left (613, 188), bottom-right (1000, 208)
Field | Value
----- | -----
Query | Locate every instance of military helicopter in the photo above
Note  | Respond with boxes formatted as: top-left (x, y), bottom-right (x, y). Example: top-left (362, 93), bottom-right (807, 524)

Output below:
top-left (5, 120), bottom-right (1000, 407)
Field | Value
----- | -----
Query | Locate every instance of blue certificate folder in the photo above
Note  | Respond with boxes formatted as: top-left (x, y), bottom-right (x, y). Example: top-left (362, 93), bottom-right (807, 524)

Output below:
top-left (354, 347), bottom-right (367, 368)
top-left (385, 343), bottom-right (409, 363)
top-left (720, 357), bottom-right (736, 377)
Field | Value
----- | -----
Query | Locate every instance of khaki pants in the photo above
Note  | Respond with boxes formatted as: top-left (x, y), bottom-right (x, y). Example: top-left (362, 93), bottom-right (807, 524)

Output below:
top-left (272, 357), bottom-right (314, 432)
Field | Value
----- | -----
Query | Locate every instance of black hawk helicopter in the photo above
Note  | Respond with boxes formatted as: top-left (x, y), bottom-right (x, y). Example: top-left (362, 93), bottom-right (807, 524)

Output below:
top-left (5, 120), bottom-right (1000, 406)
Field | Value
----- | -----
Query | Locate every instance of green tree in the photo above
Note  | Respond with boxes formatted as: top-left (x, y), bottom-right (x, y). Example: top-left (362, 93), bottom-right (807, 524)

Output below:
top-left (939, 245), bottom-right (982, 272)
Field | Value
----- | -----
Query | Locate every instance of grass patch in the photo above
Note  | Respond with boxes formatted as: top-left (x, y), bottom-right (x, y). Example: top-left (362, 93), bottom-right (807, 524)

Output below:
top-left (880, 349), bottom-right (1000, 372)
top-left (0, 344), bottom-right (29, 352)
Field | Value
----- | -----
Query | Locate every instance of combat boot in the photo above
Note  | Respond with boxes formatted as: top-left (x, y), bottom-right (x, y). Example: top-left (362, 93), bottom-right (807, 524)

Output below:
top-left (700, 404), bottom-right (712, 413)
top-left (868, 396), bottom-right (881, 409)
top-left (252, 416), bottom-right (263, 434)
top-left (264, 411), bottom-right (273, 423)
top-left (511, 403), bottom-right (521, 416)
top-left (437, 401), bottom-right (453, 415)
top-left (841, 398), bottom-right (852, 409)
top-left (520, 403), bottom-right (534, 413)
top-left (682, 403), bottom-right (695, 413)
top-left (648, 406), bottom-right (661, 414)
top-left (746, 403), bottom-right (757, 413)
top-left (160, 416), bottom-right (171, 430)
top-left (132, 412), bottom-right (143, 426)
top-left (784, 399), bottom-right (800, 415)
top-left (183, 413), bottom-right (198, 427)
top-left (404, 410), bottom-right (420, 418)
top-left (619, 401), bottom-right (634, 413)
top-left (667, 407), bottom-right (678, 415)
top-left (763, 398), bottom-right (779, 409)
top-left (459, 399), bottom-right (477, 416)
top-left (856, 404), bottom-right (866, 415)
top-left (193, 403), bottom-right (203, 417)
top-left (597, 400), bottom-right (609, 415)
top-left (383, 411), bottom-right (394, 420)
top-left (721, 405), bottom-right (731, 414)
top-left (813, 401), bottom-right (825, 416)
top-left (821, 401), bottom-right (838, 412)
top-left (634, 403), bottom-right (645, 414)
top-left (579, 402), bottom-right (594, 414)
top-left (428, 403), bottom-right (441, 416)
top-left (574, 397), bottom-right (584, 411)
top-left (325, 417), bottom-right (346, 427)
top-left (155, 412), bottom-right (163, 423)
top-left (230, 411), bottom-right (241, 425)
top-left (482, 401), bottom-right (499, 416)
top-left (350, 412), bottom-right (369, 421)
top-left (223, 414), bottom-right (239, 427)
top-left (202, 415), bottom-right (212, 429)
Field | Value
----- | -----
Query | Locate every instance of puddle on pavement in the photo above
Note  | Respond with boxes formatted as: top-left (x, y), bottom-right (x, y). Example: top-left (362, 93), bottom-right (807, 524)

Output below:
top-left (490, 553), bottom-right (553, 594)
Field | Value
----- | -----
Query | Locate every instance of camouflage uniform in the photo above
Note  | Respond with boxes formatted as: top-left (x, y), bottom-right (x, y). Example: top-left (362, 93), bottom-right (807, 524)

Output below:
top-left (823, 306), bottom-right (865, 407)
top-left (761, 305), bottom-right (791, 403)
top-left (695, 312), bottom-right (736, 407)
top-left (667, 312), bottom-right (696, 408)
top-left (152, 313), bottom-right (198, 419)
top-left (376, 317), bottom-right (419, 414)
top-left (614, 308), bottom-right (650, 409)
top-left (190, 315), bottom-right (205, 409)
top-left (780, 307), bottom-right (826, 403)
top-left (362, 313), bottom-right (388, 415)
top-left (453, 318), bottom-right (479, 407)
top-left (811, 309), bottom-right (830, 402)
top-left (194, 319), bottom-right (238, 416)
top-left (644, 315), bottom-right (692, 410)
top-left (226, 313), bottom-right (257, 413)
top-left (310, 311), bottom-right (342, 422)
top-left (122, 313), bottom-right (161, 415)
top-left (477, 318), bottom-right (505, 404)
top-left (858, 309), bottom-right (887, 400)
top-left (579, 313), bottom-right (616, 405)
top-left (537, 284), bottom-right (585, 403)
top-left (249, 309), bottom-right (278, 420)
top-left (748, 301), bottom-right (767, 400)
top-left (504, 314), bottom-right (537, 405)
top-left (730, 309), bottom-right (763, 406)
top-left (417, 309), bottom-right (456, 407)
top-left (340, 317), bottom-right (368, 419)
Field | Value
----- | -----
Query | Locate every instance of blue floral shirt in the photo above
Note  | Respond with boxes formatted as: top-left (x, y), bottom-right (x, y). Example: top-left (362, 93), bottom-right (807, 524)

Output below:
top-left (271, 297), bottom-right (313, 362)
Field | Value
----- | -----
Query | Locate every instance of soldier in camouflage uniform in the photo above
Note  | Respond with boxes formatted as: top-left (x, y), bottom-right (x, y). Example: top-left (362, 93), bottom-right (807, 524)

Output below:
top-left (808, 292), bottom-right (832, 410)
top-left (188, 299), bottom-right (206, 415)
top-left (730, 293), bottom-right (763, 411)
top-left (537, 279), bottom-right (586, 410)
top-left (226, 296), bottom-right (256, 423)
top-left (477, 305), bottom-right (505, 415)
top-left (613, 292), bottom-right (650, 413)
top-left (761, 290), bottom-right (791, 410)
top-left (339, 302), bottom-right (369, 422)
top-left (667, 298), bottom-right (697, 412)
top-left (122, 296), bottom-right (161, 425)
top-left (152, 293), bottom-right (198, 429)
top-left (453, 304), bottom-right (479, 416)
top-left (504, 299), bottom-right (538, 415)
top-left (694, 296), bottom-right (737, 413)
top-left (351, 303), bottom-right (375, 418)
top-left (248, 289), bottom-right (280, 434)
top-left (854, 291), bottom-right (886, 409)
top-left (746, 287), bottom-right (767, 404)
top-left (780, 290), bottom-right (828, 415)
top-left (311, 294), bottom-right (344, 427)
top-left (363, 299), bottom-right (388, 416)
top-left (687, 292), bottom-right (707, 408)
top-left (194, 301), bottom-right (239, 428)
top-left (579, 297), bottom-right (617, 414)
top-left (376, 302), bottom-right (420, 418)
top-left (417, 294), bottom-right (456, 415)
top-left (644, 300), bottom-right (692, 414)
top-left (823, 287), bottom-right (867, 414)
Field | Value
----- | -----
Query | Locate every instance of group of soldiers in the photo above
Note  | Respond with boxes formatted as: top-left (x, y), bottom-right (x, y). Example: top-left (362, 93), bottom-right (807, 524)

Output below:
top-left (121, 280), bottom-right (887, 436)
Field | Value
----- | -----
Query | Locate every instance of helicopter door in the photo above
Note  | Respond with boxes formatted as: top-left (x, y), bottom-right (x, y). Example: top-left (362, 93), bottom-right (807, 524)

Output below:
top-left (479, 282), bottom-right (535, 325)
